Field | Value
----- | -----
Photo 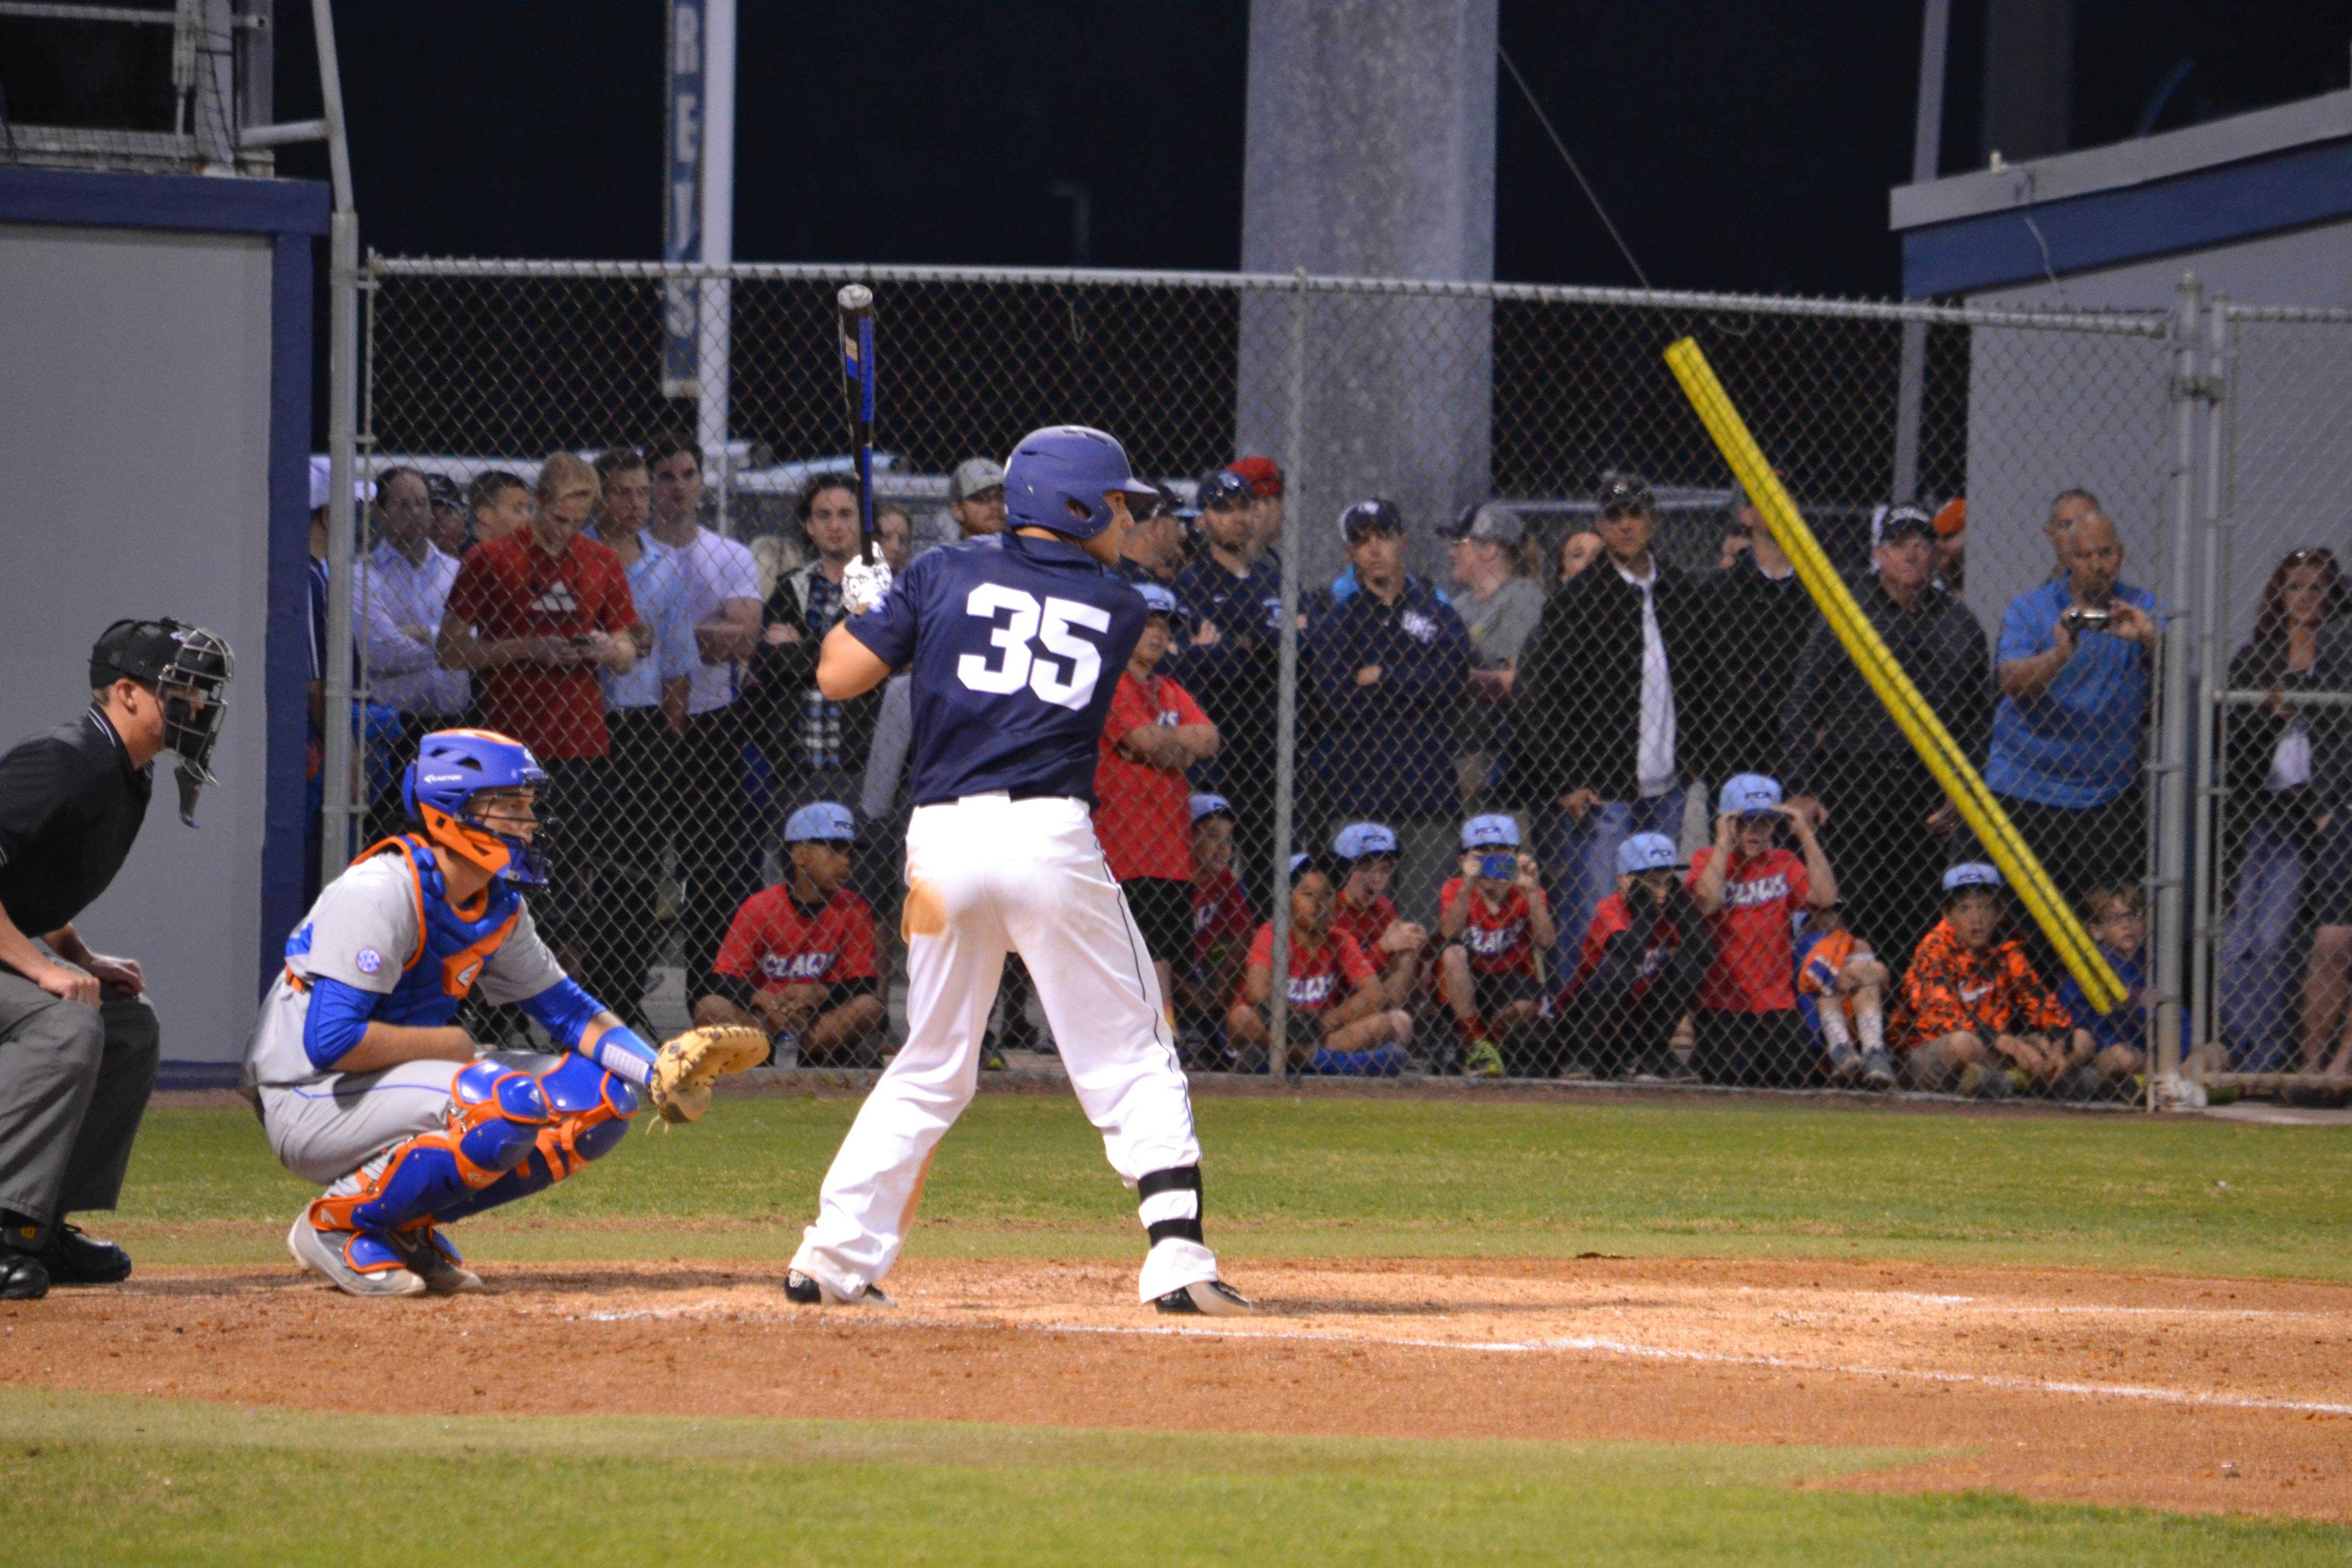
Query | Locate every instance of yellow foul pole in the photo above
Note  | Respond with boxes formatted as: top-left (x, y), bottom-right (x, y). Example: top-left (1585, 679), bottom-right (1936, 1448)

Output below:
top-left (1663, 337), bottom-right (2123, 1013)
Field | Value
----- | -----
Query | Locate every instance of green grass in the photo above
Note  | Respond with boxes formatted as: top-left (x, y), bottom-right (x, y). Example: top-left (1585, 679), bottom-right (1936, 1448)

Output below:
top-left (114, 1094), bottom-right (2349, 1278)
top-left (0, 1388), bottom-right (2341, 1568)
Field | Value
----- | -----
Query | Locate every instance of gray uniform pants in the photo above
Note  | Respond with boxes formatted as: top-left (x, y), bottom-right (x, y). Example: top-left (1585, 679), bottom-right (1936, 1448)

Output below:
top-left (257, 1051), bottom-right (564, 1187)
top-left (0, 967), bottom-right (161, 1230)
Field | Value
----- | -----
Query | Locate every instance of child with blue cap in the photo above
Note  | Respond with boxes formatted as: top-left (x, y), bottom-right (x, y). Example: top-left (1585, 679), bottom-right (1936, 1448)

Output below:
top-left (1556, 830), bottom-right (1713, 1080)
top-left (693, 802), bottom-right (886, 1067)
top-left (1687, 774), bottom-right (1840, 1086)
top-left (1437, 814), bottom-right (1555, 1077)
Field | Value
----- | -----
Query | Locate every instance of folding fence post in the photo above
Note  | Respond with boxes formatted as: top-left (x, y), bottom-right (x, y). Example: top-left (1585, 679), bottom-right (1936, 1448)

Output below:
top-left (2188, 296), bottom-right (2233, 1083)
top-left (2151, 275), bottom-right (2205, 1104)
top-left (1266, 269), bottom-right (1310, 1082)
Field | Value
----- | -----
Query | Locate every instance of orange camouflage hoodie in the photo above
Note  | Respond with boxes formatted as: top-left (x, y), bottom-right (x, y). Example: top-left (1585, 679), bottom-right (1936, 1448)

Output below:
top-left (1895, 919), bottom-right (2071, 1046)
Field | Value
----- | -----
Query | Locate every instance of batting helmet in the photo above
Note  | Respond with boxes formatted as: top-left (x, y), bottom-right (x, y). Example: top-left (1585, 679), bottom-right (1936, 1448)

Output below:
top-left (402, 728), bottom-right (550, 886)
top-left (1002, 425), bottom-right (1158, 541)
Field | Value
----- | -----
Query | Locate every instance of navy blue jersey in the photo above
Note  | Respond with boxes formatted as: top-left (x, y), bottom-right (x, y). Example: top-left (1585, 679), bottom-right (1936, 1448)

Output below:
top-left (846, 532), bottom-right (1146, 806)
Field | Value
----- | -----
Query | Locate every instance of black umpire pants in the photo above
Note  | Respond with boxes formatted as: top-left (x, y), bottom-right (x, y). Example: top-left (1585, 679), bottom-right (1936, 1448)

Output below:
top-left (0, 970), bottom-right (159, 1235)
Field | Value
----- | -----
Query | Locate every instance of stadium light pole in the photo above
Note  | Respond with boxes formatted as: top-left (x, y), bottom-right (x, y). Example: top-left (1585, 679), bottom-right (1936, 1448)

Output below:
top-left (1891, 0), bottom-right (1949, 504)
top-left (696, 0), bottom-right (737, 531)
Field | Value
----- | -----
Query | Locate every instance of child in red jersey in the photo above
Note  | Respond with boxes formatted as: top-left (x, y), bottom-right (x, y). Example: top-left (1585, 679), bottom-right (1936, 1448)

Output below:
top-left (1094, 583), bottom-right (1220, 1015)
top-left (1328, 820), bottom-right (1430, 1009)
top-left (1687, 773), bottom-right (1837, 1086)
top-left (694, 802), bottom-right (884, 1066)
top-left (1437, 815), bottom-right (1555, 1078)
top-left (1182, 794), bottom-right (1254, 1066)
top-left (1227, 859), bottom-right (1411, 1074)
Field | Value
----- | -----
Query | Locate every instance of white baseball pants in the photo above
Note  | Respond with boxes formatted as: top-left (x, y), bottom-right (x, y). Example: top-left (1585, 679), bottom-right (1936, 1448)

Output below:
top-left (791, 794), bottom-right (1217, 1302)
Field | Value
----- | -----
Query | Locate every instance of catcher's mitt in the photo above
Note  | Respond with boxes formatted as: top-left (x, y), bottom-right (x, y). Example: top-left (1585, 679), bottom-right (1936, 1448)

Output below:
top-left (645, 1024), bottom-right (769, 1126)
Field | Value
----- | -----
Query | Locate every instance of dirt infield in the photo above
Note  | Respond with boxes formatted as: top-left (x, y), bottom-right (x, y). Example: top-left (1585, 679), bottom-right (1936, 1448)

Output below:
top-left (5, 1254), bottom-right (2345, 1522)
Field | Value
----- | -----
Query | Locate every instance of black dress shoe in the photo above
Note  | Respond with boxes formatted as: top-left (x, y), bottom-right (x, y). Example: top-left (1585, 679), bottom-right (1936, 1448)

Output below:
top-left (0, 1253), bottom-right (48, 1301)
top-left (39, 1223), bottom-right (131, 1286)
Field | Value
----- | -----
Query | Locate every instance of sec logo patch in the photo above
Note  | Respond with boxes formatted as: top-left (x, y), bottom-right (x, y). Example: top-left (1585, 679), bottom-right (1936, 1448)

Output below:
top-left (354, 948), bottom-right (383, 975)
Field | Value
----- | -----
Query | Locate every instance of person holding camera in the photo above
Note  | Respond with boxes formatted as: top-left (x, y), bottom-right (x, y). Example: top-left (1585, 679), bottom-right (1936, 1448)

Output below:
top-left (1984, 508), bottom-right (2158, 903)
top-left (1559, 832), bottom-right (1713, 1080)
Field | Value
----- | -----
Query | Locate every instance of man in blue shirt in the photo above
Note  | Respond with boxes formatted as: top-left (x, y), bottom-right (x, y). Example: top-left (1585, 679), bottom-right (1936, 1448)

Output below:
top-left (1985, 509), bottom-right (2159, 901)
top-left (1307, 498), bottom-right (1471, 921)
top-left (786, 425), bottom-right (1247, 1318)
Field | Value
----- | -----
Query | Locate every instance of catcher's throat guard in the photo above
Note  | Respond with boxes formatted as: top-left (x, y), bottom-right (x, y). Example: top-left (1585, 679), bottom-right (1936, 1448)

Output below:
top-left (88, 617), bottom-right (235, 825)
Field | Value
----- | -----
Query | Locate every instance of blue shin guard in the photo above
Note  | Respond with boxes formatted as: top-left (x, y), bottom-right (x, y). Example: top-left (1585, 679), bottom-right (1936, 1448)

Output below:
top-left (426, 1054), bottom-right (639, 1226)
top-left (310, 1062), bottom-right (551, 1255)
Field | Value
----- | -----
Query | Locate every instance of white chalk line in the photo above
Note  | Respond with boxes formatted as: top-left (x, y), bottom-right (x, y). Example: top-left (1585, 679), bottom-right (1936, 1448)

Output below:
top-left (558, 1303), bottom-right (2352, 1417)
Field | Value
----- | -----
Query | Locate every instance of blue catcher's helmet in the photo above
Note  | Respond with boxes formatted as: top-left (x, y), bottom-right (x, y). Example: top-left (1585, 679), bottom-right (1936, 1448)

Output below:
top-left (402, 728), bottom-right (551, 885)
top-left (1002, 425), bottom-right (1160, 541)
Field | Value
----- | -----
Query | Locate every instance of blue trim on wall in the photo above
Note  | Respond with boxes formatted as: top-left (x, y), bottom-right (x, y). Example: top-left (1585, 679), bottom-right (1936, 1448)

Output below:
top-left (0, 166), bottom-right (328, 236)
top-left (1902, 137), bottom-right (2352, 297)
top-left (261, 229), bottom-right (314, 998)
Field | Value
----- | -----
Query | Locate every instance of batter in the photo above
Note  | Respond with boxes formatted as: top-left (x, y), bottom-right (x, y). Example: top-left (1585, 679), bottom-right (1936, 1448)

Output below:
top-left (786, 425), bottom-right (1247, 1315)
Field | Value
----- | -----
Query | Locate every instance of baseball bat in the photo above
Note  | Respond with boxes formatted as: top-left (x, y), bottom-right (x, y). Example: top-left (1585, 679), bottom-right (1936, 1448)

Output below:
top-left (836, 283), bottom-right (877, 565)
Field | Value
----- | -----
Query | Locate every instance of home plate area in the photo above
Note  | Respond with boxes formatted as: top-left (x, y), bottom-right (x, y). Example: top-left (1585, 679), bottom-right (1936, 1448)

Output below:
top-left (7, 1254), bottom-right (2346, 1522)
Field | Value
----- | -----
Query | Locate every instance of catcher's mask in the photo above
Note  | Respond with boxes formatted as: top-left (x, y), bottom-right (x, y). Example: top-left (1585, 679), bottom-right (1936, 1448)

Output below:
top-left (402, 728), bottom-right (551, 886)
top-left (88, 618), bottom-right (236, 826)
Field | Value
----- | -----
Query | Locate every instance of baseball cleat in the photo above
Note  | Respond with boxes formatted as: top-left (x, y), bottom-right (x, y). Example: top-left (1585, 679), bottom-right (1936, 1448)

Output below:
top-left (783, 1268), bottom-right (892, 1307)
top-left (395, 1227), bottom-right (484, 1296)
top-left (287, 1214), bottom-right (428, 1298)
top-left (1154, 1278), bottom-right (1252, 1316)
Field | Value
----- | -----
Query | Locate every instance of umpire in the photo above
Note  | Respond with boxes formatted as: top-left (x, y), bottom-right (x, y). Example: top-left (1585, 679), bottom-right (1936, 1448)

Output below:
top-left (0, 618), bottom-right (233, 1299)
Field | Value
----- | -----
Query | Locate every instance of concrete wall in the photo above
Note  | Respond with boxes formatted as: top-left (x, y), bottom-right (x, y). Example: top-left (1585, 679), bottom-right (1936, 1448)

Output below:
top-left (1237, 0), bottom-right (1497, 584)
top-left (0, 223), bottom-right (279, 1064)
top-left (1970, 220), bottom-right (2352, 651)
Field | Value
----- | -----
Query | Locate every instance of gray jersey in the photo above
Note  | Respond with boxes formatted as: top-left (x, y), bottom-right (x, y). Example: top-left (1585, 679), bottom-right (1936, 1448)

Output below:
top-left (244, 854), bottom-right (566, 1091)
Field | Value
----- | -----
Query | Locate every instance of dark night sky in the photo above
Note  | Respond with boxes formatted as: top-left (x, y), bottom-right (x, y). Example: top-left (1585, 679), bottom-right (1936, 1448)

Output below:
top-left (265, 2), bottom-right (2352, 297)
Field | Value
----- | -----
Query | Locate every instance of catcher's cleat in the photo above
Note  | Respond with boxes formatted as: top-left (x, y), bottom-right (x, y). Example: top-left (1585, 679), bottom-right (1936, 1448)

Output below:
top-left (287, 1213), bottom-right (427, 1298)
top-left (36, 1222), bottom-right (132, 1286)
top-left (394, 1227), bottom-right (484, 1296)
top-left (1154, 1279), bottom-right (1252, 1317)
top-left (783, 1268), bottom-right (891, 1307)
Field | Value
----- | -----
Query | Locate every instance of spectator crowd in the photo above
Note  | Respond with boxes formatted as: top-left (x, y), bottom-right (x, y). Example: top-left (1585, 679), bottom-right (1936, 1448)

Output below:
top-left (325, 443), bottom-right (2352, 1098)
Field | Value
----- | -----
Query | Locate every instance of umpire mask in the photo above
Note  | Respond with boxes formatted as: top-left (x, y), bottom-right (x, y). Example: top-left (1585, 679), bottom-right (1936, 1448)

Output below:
top-left (90, 618), bottom-right (236, 826)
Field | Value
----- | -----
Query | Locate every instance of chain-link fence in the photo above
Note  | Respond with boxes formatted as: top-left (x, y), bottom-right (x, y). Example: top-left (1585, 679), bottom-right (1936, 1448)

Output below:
top-left (2201, 303), bottom-right (2352, 1099)
top-left (327, 258), bottom-right (2220, 1105)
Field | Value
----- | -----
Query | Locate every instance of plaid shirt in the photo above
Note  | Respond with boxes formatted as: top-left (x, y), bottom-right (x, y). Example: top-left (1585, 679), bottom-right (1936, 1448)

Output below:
top-left (1895, 919), bottom-right (2072, 1045)
top-left (799, 569), bottom-right (847, 769)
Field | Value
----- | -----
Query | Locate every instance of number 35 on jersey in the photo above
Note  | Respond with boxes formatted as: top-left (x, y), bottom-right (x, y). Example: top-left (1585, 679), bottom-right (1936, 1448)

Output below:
top-left (956, 585), bottom-right (1112, 709)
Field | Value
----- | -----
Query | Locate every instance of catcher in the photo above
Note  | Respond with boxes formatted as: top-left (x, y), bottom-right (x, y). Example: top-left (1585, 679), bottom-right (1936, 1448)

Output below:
top-left (242, 728), bottom-right (763, 1297)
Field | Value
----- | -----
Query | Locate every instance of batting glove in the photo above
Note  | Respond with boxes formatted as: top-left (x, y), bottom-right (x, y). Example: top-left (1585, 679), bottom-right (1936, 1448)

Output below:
top-left (841, 558), bottom-right (893, 616)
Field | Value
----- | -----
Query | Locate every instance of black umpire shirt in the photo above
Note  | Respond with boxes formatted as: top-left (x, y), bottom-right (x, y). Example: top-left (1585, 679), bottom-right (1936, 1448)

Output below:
top-left (0, 707), bottom-right (153, 945)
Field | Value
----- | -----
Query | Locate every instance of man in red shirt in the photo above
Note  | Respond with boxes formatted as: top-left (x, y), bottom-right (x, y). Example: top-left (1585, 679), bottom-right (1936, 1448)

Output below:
top-left (693, 802), bottom-right (884, 1066)
top-left (1328, 821), bottom-right (1430, 1010)
top-left (1227, 859), bottom-right (1410, 1074)
top-left (1686, 773), bottom-right (1837, 1086)
top-left (1438, 815), bottom-right (1555, 1077)
top-left (437, 453), bottom-right (639, 763)
top-left (1562, 832), bottom-right (1712, 1080)
top-left (1183, 794), bottom-right (1253, 1066)
top-left (1094, 583), bottom-right (1220, 1013)
top-left (437, 453), bottom-right (639, 1001)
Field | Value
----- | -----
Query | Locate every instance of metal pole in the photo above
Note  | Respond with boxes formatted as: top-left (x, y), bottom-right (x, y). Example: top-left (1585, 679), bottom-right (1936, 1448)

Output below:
top-left (2150, 275), bottom-right (2203, 1105)
top-left (1890, 0), bottom-right (1950, 501)
top-left (1266, 270), bottom-right (1309, 1081)
top-left (2187, 296), bottom-right (2232, 1076)
top-left (696, 0), bottom-right (736, 533)
top-left (314, 0), bottom-right (360, 885)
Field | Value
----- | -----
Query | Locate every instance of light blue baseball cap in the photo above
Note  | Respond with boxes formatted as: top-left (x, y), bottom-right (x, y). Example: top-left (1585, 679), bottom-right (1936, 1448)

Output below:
top-left (1189, 792), bottom-right (1233, 824)
top-left (1136, 581), bottom-right (1188, 627)
top-left (784, 801), bottom-right (857, 843)
top-left (1616, 832), bottom-right (1683, 875)
top-left (1333, 821), bottom-right (1400, 861)
top-left (1718, 772), bottom-right (1784, 817)
top-left (1942, 861), bottom-right (2003, 893)
top-left (1462, 813), bottom-right (1521, 850)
